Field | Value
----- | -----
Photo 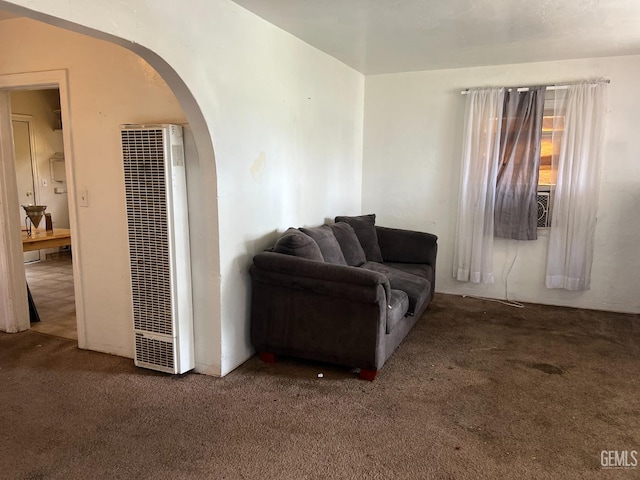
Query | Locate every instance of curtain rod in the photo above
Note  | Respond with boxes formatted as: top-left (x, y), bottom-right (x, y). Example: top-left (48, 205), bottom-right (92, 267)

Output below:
top-left (460, 79), bottom-right (610, 95)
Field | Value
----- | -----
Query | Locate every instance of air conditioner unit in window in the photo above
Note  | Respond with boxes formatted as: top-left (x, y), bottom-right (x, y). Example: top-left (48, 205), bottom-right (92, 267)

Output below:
top-left (537, 191), bottom-right (551, 228)
top-left (121, 124), bottom-right (194, 374)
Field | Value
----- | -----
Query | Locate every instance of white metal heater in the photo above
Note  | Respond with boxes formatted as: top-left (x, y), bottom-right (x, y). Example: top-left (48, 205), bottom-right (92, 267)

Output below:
top-left (121, 124), bottom-right (194, 374)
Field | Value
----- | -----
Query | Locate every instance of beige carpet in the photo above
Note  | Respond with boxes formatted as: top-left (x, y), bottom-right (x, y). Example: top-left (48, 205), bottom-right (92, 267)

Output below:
top-left (1, 294), bottom-right (638, 479)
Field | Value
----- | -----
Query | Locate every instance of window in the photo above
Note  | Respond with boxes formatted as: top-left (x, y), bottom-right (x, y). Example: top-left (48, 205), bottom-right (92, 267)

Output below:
top-left (537, 91), bottom-right (564, 228)
top-left (455, 81), bottom-right (608, 289)
top-left (539, 114), bottom-right (563, 187)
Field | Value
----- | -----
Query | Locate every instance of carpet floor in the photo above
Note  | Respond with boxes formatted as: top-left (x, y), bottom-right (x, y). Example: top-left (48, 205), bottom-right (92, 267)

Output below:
top-left (1, 293), bottom-right (638, 479)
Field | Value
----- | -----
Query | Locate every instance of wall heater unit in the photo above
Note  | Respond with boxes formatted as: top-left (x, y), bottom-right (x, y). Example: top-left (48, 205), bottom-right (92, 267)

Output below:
top-left (121, 124), bottom-right (194, 374)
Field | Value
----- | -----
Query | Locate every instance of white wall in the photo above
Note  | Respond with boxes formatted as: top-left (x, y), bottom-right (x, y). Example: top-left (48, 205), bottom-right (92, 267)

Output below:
top-left (363, 55), bottom-right (640, 314)
top-left (1, 0), bottom-right (365, 375)
top-left (209, 15), bottom-right (364, 373)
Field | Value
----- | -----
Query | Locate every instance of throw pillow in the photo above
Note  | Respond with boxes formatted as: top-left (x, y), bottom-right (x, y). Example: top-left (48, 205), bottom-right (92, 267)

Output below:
top-left (299, 225), bottom-right (347, 265)
top-left (334, 214), bottom-right (383, 263)
top-left (329, 222), bottom-right (367, 266)
top-left (273, 228), bottom-right (324, 261)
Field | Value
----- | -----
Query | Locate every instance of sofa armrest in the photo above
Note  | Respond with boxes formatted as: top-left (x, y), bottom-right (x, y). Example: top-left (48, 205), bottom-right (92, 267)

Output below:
top-left (251, 251), bottom-right (391, 371)
top-left (252, 251), bottom-right (392, 303)
top-left (375, 226), bottom-right (438, 266)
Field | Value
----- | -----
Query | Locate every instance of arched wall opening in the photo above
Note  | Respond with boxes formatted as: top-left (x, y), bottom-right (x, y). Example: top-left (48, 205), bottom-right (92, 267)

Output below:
top-left (0, 4), bottom-right (223, 375)
top-left (1, 0), bottom-right (368, 377)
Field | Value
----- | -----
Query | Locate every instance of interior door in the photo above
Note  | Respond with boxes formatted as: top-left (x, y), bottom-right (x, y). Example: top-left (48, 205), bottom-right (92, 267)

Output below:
top-left (12, 117), bottom-right (40, 263)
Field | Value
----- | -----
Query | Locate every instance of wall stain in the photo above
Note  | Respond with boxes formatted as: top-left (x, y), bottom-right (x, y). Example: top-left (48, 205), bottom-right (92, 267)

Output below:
top-left (251, 151), bottom-right (266, 181)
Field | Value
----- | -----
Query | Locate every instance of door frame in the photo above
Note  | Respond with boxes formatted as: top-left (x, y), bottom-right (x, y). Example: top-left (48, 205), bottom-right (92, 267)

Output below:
top-left (0, 70), bottom-right (86, 346)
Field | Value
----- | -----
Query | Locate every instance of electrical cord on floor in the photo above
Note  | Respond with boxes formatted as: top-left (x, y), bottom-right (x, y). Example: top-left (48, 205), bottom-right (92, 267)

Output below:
top-left (461, 240), bottom-right (525, 309)
top-left (504, 240), bottom-right (524, 308)
top-left (461, 294), bottom-right (524, 308)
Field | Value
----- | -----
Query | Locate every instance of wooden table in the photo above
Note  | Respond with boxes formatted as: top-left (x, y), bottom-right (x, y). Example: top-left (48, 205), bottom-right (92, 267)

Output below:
top-left (22, 228), bottom-right (72, 252)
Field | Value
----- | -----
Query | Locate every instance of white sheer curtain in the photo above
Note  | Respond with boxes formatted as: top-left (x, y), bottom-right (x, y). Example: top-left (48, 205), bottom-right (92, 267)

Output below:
top-left (545, 81), bottom-right (608, 290)
top-left (454, 88), bottom-right (504, 283)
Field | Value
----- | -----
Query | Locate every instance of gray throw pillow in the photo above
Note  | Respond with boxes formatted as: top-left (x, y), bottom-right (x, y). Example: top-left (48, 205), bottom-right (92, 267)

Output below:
top-left (329, 222), bottom-right (367, 266)
top-left (299, 225), bottom-right (347, 265)
top-left (273, 228), bottom-right (324, 261)
top-left (334, 214), bottom-right (384, 263)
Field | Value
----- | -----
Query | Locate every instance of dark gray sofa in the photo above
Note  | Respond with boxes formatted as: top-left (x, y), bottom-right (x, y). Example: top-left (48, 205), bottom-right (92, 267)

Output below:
top-left (250, 214), bottom-right (438, 380)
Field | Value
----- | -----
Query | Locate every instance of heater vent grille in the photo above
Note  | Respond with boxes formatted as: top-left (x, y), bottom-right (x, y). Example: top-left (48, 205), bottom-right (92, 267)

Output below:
top-left (122, 124), bottom-right (193, 375)
top-left (537, 191), bottom-right (551, 228)
top-left (122, 128), bottom-right (172, 336)
top-left (135, 333), bottom-right (175, 372)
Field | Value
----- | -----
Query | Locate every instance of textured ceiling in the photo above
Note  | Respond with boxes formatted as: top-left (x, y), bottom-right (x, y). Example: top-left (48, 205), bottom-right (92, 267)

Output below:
top-left (232, 0), bottom-right (640, 74)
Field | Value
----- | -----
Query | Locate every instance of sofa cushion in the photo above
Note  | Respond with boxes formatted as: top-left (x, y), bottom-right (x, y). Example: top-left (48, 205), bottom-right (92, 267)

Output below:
top-left (361, 261), bottom-right (430, 315)
top-left (334, 214), bottom-right (383, 263)
top-left (383, 262), bottom-right (434, 284)
top-left (273, 228), bottom-right (324, 262)
top-left (387, 289), bottom-right (409, 334)
top-left (329, 222), bottom-right (367, 267)
top-left (299, 225), bottom-right (347, 265)
top-left (384, 262), bottom-right (435, 303)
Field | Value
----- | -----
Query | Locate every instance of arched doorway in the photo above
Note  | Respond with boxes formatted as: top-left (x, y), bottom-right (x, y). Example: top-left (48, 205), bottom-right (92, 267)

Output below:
top-left (0, 8), bottom-right (221, 374)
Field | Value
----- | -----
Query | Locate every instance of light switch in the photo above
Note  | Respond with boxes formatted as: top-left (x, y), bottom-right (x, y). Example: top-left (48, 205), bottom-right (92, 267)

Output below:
top-left (79, 189), bottom-right (89, 207)
top-left (42, 178), bottom-right (48, 187)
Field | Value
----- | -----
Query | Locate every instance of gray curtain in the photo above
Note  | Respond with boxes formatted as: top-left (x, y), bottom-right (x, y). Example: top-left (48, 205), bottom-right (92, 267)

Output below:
top-left (494, 87), bottom-right (545, 240)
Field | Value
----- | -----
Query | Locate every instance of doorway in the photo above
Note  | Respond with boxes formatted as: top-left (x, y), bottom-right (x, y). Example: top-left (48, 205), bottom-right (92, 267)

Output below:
top-left (10, 88), bottom-right (76, 340)
top-left (0, 70), bottom-right (84, 342)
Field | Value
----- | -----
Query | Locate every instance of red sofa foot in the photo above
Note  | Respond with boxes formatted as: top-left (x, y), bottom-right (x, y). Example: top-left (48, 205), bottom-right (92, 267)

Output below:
top-left (359, 369), bottom-right (378, 381)
top-left (258, 352), bottom-right (276, 364)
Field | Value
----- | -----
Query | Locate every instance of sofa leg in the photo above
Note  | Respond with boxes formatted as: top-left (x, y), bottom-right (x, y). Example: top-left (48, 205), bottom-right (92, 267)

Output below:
top-left (258, 352), bottom-right (276, 364)
top-left (359, 369), bottom-right (378, 381)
